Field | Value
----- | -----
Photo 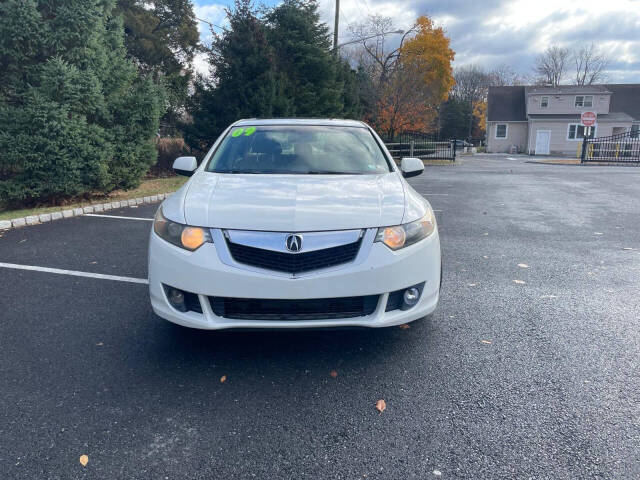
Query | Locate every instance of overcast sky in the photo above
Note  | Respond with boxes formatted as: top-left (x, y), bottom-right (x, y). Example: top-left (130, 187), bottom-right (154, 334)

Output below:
top-left (193, 0), bottom-right (640, 83)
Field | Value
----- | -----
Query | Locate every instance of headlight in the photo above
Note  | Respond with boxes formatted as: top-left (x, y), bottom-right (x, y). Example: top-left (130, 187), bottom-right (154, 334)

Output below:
top-left (375, 210), bottom-right (435, 250)
top-left (153, 207), bottom-right (212, 251)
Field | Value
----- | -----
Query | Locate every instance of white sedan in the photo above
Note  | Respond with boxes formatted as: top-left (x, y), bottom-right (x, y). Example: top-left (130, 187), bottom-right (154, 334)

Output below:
top-left (148, 119), bottom-right (441, 329)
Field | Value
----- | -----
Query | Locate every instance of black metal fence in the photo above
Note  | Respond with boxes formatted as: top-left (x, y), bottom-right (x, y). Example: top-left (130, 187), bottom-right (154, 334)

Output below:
top-left (581, 130), bottom-right (640, 164)
top-left (382, 131), bottom-right (456, 161)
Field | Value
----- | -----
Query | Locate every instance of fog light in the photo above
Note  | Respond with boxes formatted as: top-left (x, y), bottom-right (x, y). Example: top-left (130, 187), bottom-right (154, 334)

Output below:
top-left (402, 287), bottom-right (420, 309)
top-left (166, 287), bottom-right (187, 312)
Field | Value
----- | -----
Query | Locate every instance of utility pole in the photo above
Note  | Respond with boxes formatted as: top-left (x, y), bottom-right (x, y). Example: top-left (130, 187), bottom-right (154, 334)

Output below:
top-left (333, 0), bottom-right (339, 55)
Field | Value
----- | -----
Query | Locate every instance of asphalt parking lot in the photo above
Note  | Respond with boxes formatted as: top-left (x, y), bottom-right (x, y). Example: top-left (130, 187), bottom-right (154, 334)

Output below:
top-left (1, 155), bottom-right (639, 479)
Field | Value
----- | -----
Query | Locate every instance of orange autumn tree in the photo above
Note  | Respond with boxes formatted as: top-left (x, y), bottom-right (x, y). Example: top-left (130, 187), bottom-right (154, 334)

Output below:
top-left (472, 100), bottom-right (487, 137)
top-left (375, 16), bottom-right (455, 139)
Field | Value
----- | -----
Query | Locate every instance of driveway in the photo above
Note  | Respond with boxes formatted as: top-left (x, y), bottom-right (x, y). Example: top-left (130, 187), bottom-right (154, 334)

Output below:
top-left (1, 155), bottom-right (639, 478)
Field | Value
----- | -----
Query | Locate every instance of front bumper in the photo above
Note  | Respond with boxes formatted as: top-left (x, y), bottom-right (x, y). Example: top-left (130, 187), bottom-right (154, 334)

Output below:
top-left (148, 228), bottom-right (441, 330)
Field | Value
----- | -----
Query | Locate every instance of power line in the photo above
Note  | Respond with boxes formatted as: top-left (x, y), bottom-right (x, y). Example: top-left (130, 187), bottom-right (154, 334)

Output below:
top-left (196, 17), bottom-right (227, 32)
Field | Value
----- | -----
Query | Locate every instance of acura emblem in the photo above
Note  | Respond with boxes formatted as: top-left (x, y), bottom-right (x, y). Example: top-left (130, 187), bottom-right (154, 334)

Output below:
top-left (285, 234), bottom-right (303, 252)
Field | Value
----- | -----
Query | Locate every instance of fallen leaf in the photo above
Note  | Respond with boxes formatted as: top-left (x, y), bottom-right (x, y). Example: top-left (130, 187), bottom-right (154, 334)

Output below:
top-left (398, 324), bottom-right (410, 330)
top-left (79, 455), bottom-right (88, 467)
top-left (481, 340), bottom-right (492, 344)
top-left (330, 370), bottom-right (338, 379)
top-left (375, 399), bottom-right (386, 413)
top-left (220, 375), bottom-right (227, 383)
top-left (513, 280), bottom-right (526, 284)
top-left (517, 263), bottom-right (529, 268)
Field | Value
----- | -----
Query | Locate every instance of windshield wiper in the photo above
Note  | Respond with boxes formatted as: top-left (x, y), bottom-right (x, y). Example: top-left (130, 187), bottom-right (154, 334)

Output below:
top-left (301, 170), bottom-right (361, 175)
top-left (214, 169), bottom-right (265, 174)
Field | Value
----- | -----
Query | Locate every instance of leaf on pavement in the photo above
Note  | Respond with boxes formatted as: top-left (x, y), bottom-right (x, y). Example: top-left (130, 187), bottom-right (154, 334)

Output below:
top-left (513, 280), bottom-right (526, 284)
top-left (79, 455), bottom-right (88, 467)
top-left (330, 370), bottom-right (338, 379)
top-left (220, 375), bottom-right (227, 383)
top-left (398, 324), bottom-right (410, 330)
top-left (375, 399), bottom-right (386, 413)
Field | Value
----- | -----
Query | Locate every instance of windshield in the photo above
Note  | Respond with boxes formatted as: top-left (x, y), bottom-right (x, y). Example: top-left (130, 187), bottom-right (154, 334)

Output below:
top-left (206, 125), bottom-right (392, 174)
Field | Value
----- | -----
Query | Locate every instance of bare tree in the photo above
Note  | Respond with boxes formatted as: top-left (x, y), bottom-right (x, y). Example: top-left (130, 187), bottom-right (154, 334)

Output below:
top-left (489, 64), bottom-right (523, 86)
top-left (573, 43), bottom-right (609, 85)
top-left (453, 64), bottom-right (491, 138)
top-left (534, 45), bottom-right (569, 87)
top-left (347, 16), bottom-right (415, 83)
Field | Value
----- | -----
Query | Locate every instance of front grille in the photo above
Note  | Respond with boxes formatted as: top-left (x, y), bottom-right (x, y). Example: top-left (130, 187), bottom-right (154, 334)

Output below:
top-left (226, 238), bottom-right (362, 274)
top-left (209, 295), bottom-right (379, 320)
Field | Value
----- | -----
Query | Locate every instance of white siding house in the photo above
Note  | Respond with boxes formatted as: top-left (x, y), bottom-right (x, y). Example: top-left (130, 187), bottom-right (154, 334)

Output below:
top-left (487, 84), bottom-right (640, 156)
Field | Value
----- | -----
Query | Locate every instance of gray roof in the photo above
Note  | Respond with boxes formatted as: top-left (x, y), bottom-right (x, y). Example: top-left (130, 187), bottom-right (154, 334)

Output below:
top-left (607, 84), bottom-right (640, 121)
top-left (488, 84), bottom-right (640, 122)
top-left (487, 86), bottom-right (526, 121)
top-left (527, 85), bottom-right (611, 94)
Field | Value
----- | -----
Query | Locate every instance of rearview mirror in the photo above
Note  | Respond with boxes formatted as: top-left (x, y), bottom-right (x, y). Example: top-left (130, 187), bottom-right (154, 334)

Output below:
top-left (400, 157), bottom-right (424, 178)
top-left (172, 156), bottom-right (197, 177)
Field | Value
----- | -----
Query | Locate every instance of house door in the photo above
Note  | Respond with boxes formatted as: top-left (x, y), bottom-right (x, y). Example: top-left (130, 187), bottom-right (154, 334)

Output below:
top-left (535, 130), bottom-right (550, 155)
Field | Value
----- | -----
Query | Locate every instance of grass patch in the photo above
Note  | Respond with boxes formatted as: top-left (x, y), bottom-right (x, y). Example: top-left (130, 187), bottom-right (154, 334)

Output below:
top-left (0, 176), bottom-right (187, 221)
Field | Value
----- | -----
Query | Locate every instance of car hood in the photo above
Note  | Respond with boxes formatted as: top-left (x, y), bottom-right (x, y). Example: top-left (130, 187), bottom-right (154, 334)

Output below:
top-left (181, 172), bottom-right (406, 231)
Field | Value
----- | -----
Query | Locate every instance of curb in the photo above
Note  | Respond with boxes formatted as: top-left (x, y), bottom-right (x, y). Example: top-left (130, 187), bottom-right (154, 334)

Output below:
top-left (0, 191), bottom-right (174, 232)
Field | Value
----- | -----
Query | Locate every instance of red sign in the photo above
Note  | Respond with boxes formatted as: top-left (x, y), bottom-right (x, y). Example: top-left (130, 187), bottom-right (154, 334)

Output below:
top-left (581, 111), bottom-right (597, 127)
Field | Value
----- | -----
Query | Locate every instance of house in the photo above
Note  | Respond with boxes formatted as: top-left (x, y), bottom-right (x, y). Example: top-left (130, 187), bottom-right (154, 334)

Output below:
top-left (486, 84), bottom-right (640, 155)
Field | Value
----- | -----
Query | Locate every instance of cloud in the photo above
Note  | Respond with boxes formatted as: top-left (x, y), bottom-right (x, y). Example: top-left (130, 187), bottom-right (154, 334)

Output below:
top-left (194, 0), bottom-right (640, 82)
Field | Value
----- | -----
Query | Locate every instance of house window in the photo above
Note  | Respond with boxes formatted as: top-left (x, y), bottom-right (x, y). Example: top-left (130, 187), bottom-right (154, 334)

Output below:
top-left (540, 96), bottom-right (549, 108)
top-left (631, 125), bottom-right (639, 139)
top-left (575, 95), bottom-right (593, 107)
top-left (495, 124), bottom-right (508, 139)
top-left (567, 123), bottom-right (596, 140)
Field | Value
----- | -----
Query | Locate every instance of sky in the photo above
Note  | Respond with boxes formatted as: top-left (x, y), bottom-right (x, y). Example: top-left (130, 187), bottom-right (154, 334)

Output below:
top-left (192, 0), bottom-right (640, 83)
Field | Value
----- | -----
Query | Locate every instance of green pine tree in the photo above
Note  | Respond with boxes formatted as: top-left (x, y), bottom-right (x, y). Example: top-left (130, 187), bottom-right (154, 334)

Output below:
top-left (185, 0), bottom-right (277, 150)
top-left (266, 0), bottom-right (344, 117)
top-left (116, 0), bottom-right (200, 135)
top-left (0, 0), bottom-right (163, 206)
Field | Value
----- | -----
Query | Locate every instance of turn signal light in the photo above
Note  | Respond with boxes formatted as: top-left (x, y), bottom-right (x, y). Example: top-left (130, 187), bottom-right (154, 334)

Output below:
top-left (181, 227), bottom-right (206, 250)
top-left (380, 226), bottom-right (406, 250)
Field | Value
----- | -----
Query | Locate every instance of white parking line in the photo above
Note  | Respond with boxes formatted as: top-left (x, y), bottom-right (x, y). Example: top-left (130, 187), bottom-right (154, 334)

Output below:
top-left (84, 214), bottom-right (153, 221)
top-left (0, 262), bottom-right (148, 284)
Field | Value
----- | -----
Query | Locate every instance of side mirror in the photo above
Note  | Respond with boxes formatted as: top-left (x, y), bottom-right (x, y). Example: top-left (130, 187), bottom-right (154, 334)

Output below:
top-left (400, 157), bottom-right (424, 178)
top-left (172, 156), bottom-right (197, 177)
